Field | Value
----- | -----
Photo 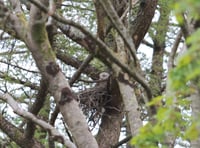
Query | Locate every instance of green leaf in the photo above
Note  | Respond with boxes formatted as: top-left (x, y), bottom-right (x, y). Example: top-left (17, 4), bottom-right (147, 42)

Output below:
top-left (184, 123), bottom-right (199, 140)
top-left (147, 96), bottom-right (163, 106)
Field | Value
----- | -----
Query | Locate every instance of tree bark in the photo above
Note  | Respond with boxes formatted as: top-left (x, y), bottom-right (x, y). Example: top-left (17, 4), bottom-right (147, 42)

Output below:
top-left (116, 75), bottom-right (142, 137)
top-left (96, 79), bottom-right (124, 148)
top-left (190, 90), bottom-right (200, 148)
top-left (130, 0), bottom-right (158, 49)
top-left (24, 2), bottom-right (98, 148)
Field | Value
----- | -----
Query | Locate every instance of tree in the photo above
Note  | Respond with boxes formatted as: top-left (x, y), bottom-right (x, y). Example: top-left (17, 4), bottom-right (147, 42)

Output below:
top-left (0, 0), bottom-right (199, 148)
top-left (132, 0), bottom-right (200, 147)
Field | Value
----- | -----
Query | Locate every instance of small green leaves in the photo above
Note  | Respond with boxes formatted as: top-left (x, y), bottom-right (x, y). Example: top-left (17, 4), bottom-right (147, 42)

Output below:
top-left (174, 0), bottom-right (200, 22)
top-left (147, 96), bottom-right (163, 106)
top-left (184, 122), bottom-right (199, 140)
top-left (169, 29), bottom-right (200, 92)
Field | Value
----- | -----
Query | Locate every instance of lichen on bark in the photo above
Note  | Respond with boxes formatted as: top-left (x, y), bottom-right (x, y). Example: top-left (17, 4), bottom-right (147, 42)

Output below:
top-left (30, 20), bottom-right (56, 61)
top-left (31, 22), bottom-right (47, 43)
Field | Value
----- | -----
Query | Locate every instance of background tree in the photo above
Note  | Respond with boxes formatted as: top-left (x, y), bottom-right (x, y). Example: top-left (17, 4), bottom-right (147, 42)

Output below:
top-left (132, 0), bottom-right (200, 147)
top-left (0, 0), bottom-right (199, 148)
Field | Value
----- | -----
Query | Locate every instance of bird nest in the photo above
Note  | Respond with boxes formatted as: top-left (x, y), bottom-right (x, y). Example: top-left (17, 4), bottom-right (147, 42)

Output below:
top-left (77, 85), bottom-right (111, 129)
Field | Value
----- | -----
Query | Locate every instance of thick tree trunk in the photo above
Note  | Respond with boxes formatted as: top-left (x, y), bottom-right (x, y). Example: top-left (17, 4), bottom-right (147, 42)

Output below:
top-left (96, 79), bottom-right (124, 148)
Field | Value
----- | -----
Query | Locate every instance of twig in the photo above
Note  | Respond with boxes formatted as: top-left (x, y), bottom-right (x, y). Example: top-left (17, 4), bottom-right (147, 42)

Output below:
top-left (0, 72), bottom-right (39, 90)
top-left (61, 118), bottom-right (74, 142)
top-left (112, 135), bottom-right (132, 148)
top-left (56, 50), bottom-right (99, 80)
top-left (0, 50), bottom-right (27, 56)
top-left (142, 39), bottom-right (154, 48)
top-left (0, 60), bottom-right (39, 74)
top-left (69, 54), bottom-right (94, 85)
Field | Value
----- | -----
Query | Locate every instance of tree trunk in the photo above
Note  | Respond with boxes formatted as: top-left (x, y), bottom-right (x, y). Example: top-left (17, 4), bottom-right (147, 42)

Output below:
top-left (190, 90), bottom-right (200, 148)
top-left (96, 79), bottom-right (124, 148)
top-left (25, 2), bottom-right (98, 147)
top-left (117, 79), bottom-right (142, 137)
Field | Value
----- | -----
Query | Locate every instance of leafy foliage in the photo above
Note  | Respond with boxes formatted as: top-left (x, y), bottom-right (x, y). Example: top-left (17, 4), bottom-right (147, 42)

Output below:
top-left (170, 30), bottom-right (200, 92)
top-left (174, 0), bottom-right (200, 22)
top-left (131, 95), bottom-right (191, 147)
top-left (131, 0), bottom-right (200, 147)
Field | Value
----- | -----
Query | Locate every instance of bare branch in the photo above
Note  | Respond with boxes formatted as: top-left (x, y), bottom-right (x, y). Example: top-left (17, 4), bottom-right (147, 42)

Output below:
top-left (179, 13), bottom-right (192, 39)
top-left (24, 77), bottom-right (48, 139)
top-left (0, 93), bottom-right (77, 148)
top-left (57, 23), bottom-right (88, 47)
top-left (56, 50), bottom-right (99, 80)
top-left (0, 72), bottom-right (39, 90)
top-left (142, 39), bottom-right (154, 48)
top-left (49, 105), bottom-right (59, 126)
top-left (0, 114), bottom-right (43, 148)
top-left (69, 54), bottom-right (94, 85)
top-left (112, 135), bottom-right (132, 148)
top-left (0, 60), bottom-right (39, 74)
top-left (0, 50), bottom-right (27, 56)
top-left (167, 30), bottom-right (182, 71)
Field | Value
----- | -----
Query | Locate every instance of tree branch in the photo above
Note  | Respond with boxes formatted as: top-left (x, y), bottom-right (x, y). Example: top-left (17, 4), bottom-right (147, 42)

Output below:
top-left (130, 0), bottom-right (158, 49)
top-left (57, 23), bottom-right (91, 50)
top-left (24, 77), bottom-right (48, 139)
top-left (99, 0), bottom-right (137, 63)
top-left (167, 30), bottom-right (182, 71)
top-left (0, 93), bottom-right (76, 148)
top-left (112, 135), bottom-right (132, 148)
top-left (0, 113), bottom-right (44, 148)
top-left (0, 72), bottom-right (39, 90)
top-left (142, 39), bottom-right (154, 48)
top-left (69, 54), bottom-right (94, 85)
top-left (179, 13), bottom-right (191, 39)
top-left (56, 50), bottom-right (99, 80)
top-left (0, 60), bottom-right (39, 74)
